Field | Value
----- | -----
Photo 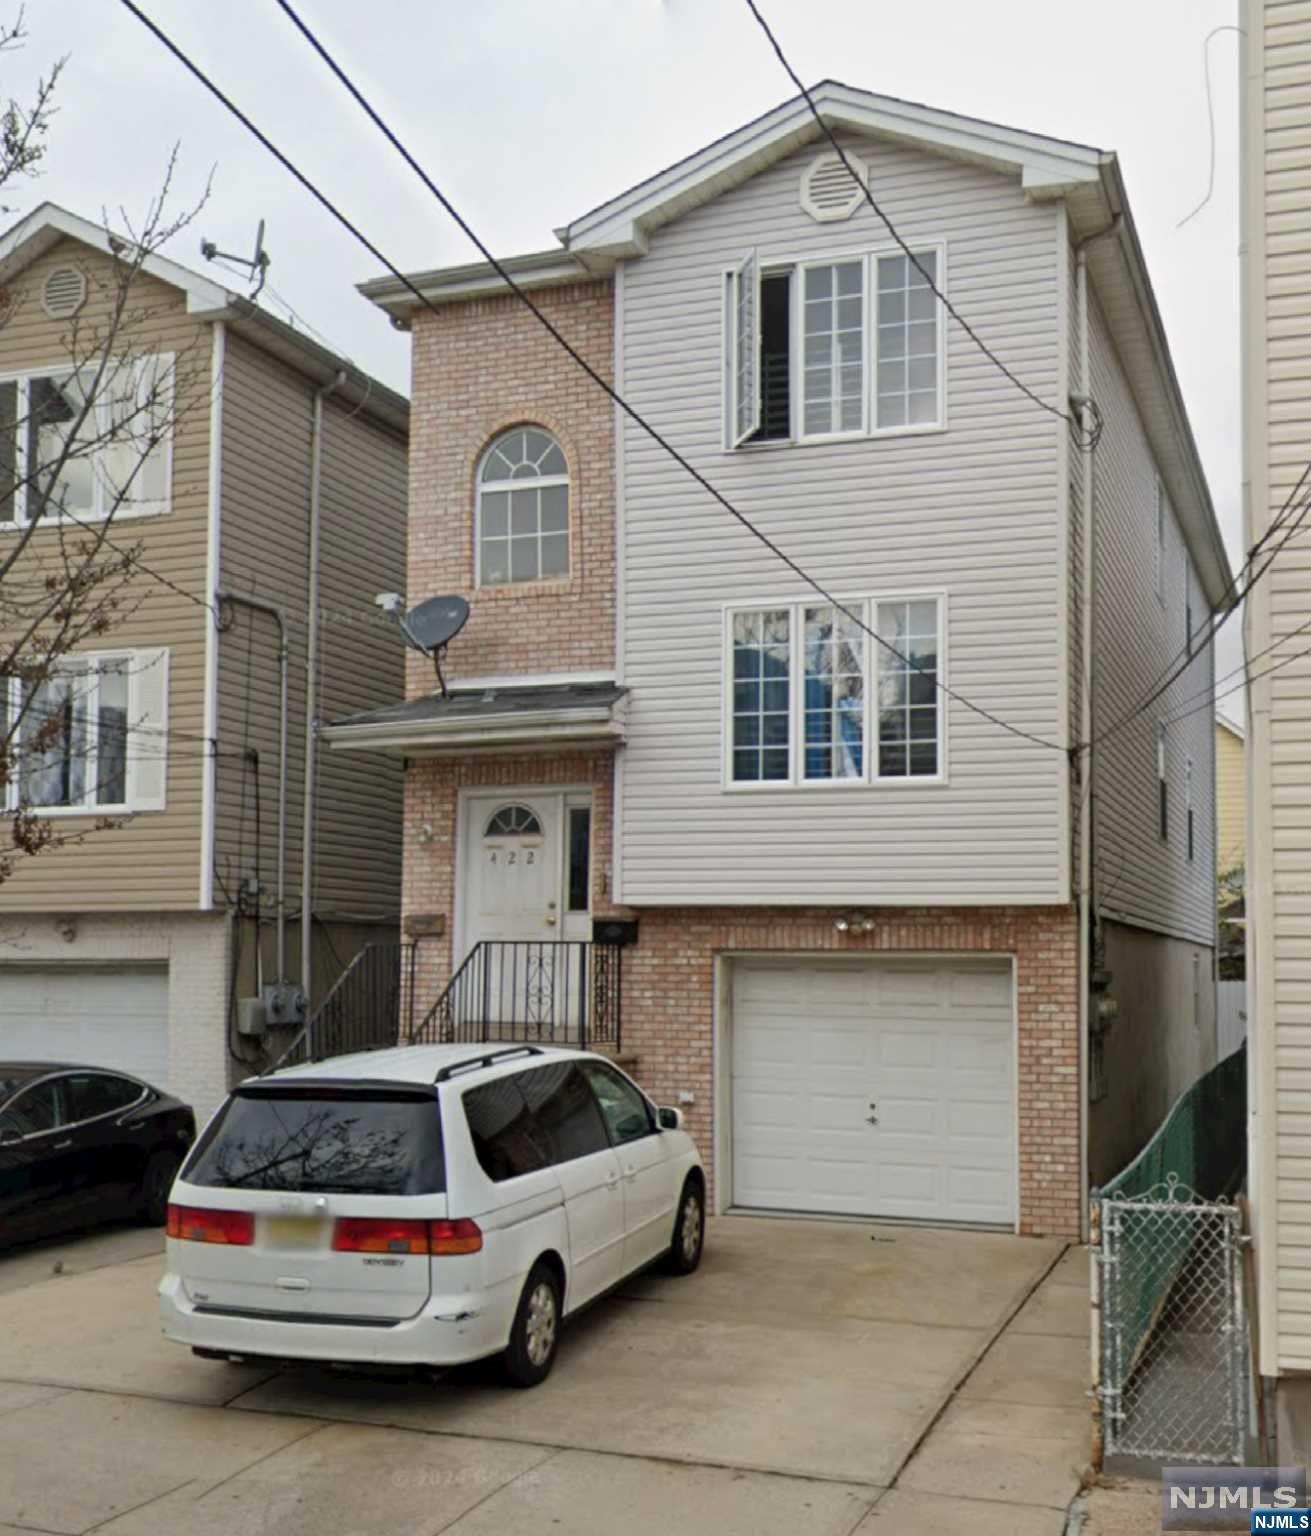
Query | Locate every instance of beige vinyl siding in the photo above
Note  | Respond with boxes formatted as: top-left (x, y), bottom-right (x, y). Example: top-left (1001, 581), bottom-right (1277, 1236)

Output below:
top-left (1087, 295), bottom-right (1216, 946)
top-left (1215, 720), bottom-right (1246, 875)
top-left (1244, 0), bottom-right (1311, 1374)
top-left (0, 238), bottom-right (210, 910)
top-left (213, 331), bottom-right (406, 925)
top-left (616, 131), bottom-right (1068, 905)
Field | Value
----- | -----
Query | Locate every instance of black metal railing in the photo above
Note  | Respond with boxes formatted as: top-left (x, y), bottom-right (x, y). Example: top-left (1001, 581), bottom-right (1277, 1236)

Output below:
top-left (411, 940), bottom-right (622, 1052)
top-left (274, 940), bottom-right (419, 1069)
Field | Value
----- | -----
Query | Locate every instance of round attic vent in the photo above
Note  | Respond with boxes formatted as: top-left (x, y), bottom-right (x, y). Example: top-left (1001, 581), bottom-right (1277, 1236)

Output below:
top-left (800, 153), bottom-right (868, 223)
top-left (42, 266), bottom-right (87, 320)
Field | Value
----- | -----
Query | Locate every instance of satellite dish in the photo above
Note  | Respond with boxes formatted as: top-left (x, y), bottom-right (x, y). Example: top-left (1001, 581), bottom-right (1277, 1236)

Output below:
top-left (393, 595), bottom-right (469, 698)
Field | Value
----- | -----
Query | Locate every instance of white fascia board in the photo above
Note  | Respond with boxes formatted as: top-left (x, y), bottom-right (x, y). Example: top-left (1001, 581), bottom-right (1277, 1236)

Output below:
top-left (322, 708), bottom-right (624, 754)
top-left (558, 82), bottom-right (1103, 258)
top-left (357, 250), bottom-right (595, 321)
top-left (0, 201), bottom-right (233, 311)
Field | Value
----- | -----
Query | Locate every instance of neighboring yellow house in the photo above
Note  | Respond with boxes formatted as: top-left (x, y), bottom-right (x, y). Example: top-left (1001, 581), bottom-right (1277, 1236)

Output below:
top-left (1215, 714), bottom-right (1245, 877)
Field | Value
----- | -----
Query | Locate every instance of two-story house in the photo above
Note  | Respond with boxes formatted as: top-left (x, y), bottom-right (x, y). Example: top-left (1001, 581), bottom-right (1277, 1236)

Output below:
top-left (329, 84), bottom-right (1230, 1238)
top-left (0, 204), bottom-right (408, 1121)
top-left (1241, 0), bottom-right (1311, 1461)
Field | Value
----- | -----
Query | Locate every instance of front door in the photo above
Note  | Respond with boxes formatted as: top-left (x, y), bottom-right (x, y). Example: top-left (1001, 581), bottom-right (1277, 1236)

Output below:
top-left (460, 791), bottom-right (594, 1038)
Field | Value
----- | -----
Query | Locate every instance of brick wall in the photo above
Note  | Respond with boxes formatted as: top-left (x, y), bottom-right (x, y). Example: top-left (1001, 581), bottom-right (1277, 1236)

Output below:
top-left (623, 905), bottom-right (1081, 1238)
top-left (406, 280), bottom-right (615, 692)
top-left (403, 749), bottom-right (621, 1019)
top-left (401, 753), bottom-right (1081, 1238)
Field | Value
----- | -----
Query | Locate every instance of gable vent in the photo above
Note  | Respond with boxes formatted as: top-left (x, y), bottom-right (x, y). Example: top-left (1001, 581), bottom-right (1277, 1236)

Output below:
top-left (800, 153), bottom-right (868, 223)
top-left (42, 266), bottom-right (87, 320)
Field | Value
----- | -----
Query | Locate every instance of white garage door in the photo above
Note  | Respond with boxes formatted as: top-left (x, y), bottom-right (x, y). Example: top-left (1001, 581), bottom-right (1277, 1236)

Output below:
top-left (0, 966), bottom-right (170, 1088)
top-left (731, 958), bottom-right (1015, 1226)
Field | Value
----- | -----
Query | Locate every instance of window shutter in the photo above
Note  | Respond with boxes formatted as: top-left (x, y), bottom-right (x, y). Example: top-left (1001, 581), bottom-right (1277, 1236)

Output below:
top-left (126, 647), bottom-right (169, 811)
top-left (732, 250), bottom-right (761, 446)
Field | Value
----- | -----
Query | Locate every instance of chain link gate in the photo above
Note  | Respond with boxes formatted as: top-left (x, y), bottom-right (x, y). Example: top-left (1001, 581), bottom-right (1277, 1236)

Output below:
top-left (1093, 1177), bottom-right (1249, 1464)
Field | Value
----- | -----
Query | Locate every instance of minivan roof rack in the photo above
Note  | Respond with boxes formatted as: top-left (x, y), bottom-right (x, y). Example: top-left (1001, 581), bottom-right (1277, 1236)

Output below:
top-left (434, 1045), bottom-right (546, 1083)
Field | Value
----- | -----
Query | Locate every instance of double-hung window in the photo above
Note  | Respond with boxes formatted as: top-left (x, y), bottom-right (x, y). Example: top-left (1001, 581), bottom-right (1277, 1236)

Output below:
top-left (727, 246), bottom-right (944, 445)
top-left (727, 596), bottom-right (944, 787)
top-left (0, 354), bottom-right (173, 527)
top-left (1, 648), bottom-right (169, 814)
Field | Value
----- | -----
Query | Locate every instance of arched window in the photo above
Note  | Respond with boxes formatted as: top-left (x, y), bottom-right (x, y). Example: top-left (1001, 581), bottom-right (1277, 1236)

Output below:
top-left (485, 804), bottom-right (543, 837)
top-left (477, 427), bottom-right (569, 585)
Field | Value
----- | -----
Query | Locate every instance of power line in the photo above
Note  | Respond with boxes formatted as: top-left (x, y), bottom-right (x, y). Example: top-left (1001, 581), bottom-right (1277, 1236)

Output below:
top-left (742, 0), bottom-right (1101, 453)
top-left (1176, 25), bottom-right (1245, 230)
top-left (119, 0), bottom-right (1069, 758)
top-left (1087, 478), bottom-right (1311, 750)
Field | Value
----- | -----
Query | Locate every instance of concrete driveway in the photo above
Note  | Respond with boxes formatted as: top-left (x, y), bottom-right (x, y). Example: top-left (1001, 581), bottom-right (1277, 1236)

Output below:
top-left (0, 1216), bottom-right (1090, 1536)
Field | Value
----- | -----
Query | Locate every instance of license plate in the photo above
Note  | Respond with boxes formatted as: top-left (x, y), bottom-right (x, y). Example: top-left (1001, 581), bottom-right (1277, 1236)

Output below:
top-left (263, 1216), bottom-right (326, 1249)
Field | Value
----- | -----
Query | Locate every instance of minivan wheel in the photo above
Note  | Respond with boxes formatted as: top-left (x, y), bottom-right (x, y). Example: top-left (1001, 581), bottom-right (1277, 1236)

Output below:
top-left (502, 1261), bottom-right (561, 1388)
top-left (665, 1175), bottom-right (705, 1275)
top-left (139, 1149), bottom-right (182, 1227)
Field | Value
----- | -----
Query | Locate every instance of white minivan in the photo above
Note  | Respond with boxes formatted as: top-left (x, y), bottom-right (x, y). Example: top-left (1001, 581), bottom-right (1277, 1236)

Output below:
top-left (159, 1044), bottom-right (704, 1386)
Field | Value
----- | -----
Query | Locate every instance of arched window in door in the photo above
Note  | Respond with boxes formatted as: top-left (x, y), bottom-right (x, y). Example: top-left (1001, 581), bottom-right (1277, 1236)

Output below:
top-left (484, 804), bottom-right (543, 838)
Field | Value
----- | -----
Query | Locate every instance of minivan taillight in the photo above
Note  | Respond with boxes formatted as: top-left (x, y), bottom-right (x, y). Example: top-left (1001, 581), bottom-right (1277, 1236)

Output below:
top-left (166, 1204), bottom-right (254, 1245)
top-left (332, 1217), bottom-right (430, 1255)
top-left (429, 1218), bottom-right (483, 1256)
top-left (328, 1217), bottom-right (483, 1255)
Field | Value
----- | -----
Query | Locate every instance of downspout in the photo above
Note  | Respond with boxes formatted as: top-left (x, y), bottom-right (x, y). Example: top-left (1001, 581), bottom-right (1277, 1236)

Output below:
top-left (218, 590), bottom-right (289, 981)
top-left (1074, 216), bottom-right (1120, 1239)
top-left (199, 321), bottom-right (225, 911)
top-left (301, 371), bottom-right (348, 1017)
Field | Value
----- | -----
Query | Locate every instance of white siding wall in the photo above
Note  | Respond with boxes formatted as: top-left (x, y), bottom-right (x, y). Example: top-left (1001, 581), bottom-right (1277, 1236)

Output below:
top-left (1087, 296), bottom-right (1217, 948)
top-left (1243, 0), bottom-right (1311, 1377)
top-left (616, 132), bottom-right (1069, 905)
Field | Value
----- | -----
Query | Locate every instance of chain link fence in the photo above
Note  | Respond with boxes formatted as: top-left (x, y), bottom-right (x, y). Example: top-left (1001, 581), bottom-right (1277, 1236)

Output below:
top-left (1092, 1043), bottom-right (1249, 1466)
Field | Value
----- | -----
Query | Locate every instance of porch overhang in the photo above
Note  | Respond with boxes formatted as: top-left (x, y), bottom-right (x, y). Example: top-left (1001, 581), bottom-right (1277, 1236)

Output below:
top-left (321, 681), bottom-right (627, 757)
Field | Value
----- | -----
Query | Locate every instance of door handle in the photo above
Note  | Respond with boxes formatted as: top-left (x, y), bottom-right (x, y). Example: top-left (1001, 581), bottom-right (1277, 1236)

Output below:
top-left (604, 1173), bottom-right (620, 1190)
top-left (623, 1166), bottom-right (638, 1182)
top-left (866, 1103), bottom-right (878, 1126)
top-left (544, 915), bottom-right (557, 926)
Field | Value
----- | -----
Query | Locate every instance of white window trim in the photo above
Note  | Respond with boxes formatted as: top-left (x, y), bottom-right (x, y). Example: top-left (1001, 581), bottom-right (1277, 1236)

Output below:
top-left (474, 430), bottom-right (571, 588)
top-left (720, 589), bottom-right (948, 791)
top-left (721, 240), bottom-right (949, 451)
top-left (2, 646), bottom-right (168, 816)
top-left (0, 355), bottom-right (175, 529)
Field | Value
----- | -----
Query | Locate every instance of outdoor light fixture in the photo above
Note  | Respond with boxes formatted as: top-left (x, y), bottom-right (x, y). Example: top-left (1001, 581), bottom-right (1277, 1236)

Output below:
top-left (416, 822), bottom-right (434, 845)
top-left (834, 911), bottom-right (875, 935)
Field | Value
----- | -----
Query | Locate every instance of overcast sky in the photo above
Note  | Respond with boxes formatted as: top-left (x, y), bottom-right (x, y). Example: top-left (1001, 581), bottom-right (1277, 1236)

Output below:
top-left (20, 0), bottom-right (1245, 717)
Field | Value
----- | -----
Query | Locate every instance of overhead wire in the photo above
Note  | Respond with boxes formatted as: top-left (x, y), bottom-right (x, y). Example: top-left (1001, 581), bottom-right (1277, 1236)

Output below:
top-left (742, 0), bottom-right (1102, 452)
top-left (115, 0), bottom-right (1069, 757)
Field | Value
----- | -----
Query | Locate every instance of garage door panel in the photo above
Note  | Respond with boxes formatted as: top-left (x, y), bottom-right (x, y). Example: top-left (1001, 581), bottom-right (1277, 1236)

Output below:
top-left (732, 958), bottom-right (1015, 1225)
top-left (0, 967), bottom-right (170, 1089)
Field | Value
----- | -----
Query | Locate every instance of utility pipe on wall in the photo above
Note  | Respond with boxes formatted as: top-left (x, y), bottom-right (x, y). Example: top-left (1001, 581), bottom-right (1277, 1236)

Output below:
top-left (301, 370), bottom-right (348, 1015)
top-left (218, 590), bottom-right (290, 981)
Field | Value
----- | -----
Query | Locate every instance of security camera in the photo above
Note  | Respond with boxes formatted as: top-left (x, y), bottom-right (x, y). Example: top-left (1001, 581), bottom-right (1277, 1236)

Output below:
top-left (374, 592), bottom-right (404, 614)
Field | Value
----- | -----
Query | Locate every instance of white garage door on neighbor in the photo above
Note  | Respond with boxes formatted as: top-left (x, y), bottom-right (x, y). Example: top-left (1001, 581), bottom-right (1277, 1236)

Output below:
top-left (0, 966), bottom-right (170, 1087)
top-left (730, 957), bottom-right (1016, 1225)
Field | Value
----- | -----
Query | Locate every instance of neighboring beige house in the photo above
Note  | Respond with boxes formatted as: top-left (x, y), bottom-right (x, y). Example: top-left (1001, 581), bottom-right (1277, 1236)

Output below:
top-left (1216, 713), bottom-right (1245, 877)
top-left (1242, 0), bottom-right (1311, 1459)
top-left (329, 83), bottom-right (1229, 1239)
top-left (0, 204), bottom-right (408, 1120)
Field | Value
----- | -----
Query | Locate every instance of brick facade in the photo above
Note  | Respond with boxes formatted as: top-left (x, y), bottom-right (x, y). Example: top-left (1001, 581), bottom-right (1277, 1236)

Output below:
top-left (406, 281), bottom-right (615, 692)
top-left (403, 753), bottom-right (1081, 1239)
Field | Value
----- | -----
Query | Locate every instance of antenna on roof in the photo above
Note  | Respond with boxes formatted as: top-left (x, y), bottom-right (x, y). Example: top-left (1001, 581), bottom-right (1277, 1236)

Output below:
top-left (200, 219), bottom-right (271, 299)
top-left (375, 593), bottom-right (469, 699)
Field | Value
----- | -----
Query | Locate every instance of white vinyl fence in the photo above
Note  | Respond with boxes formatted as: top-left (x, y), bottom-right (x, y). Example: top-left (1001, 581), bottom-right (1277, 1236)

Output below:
top-left (1218, 981), bottom-right (1246, 1061)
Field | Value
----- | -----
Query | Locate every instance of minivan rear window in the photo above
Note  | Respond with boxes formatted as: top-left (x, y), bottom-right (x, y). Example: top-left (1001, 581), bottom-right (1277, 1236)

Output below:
top-left (183, 1088), bottom-right (445, 1195)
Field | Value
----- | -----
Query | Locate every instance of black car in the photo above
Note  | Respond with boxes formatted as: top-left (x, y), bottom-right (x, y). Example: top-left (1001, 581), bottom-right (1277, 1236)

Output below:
top-left (0, 1063), bottom-right (195, 1245)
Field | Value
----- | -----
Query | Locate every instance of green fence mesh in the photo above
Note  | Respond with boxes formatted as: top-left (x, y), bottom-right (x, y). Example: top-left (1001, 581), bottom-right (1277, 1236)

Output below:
top-left (1097, 1042), bottom-right (1247, 1399)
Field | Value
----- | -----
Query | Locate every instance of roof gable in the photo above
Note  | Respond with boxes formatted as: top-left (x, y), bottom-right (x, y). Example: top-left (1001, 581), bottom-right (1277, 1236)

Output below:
top-left (557, 80), bottom-right (1106, 262)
